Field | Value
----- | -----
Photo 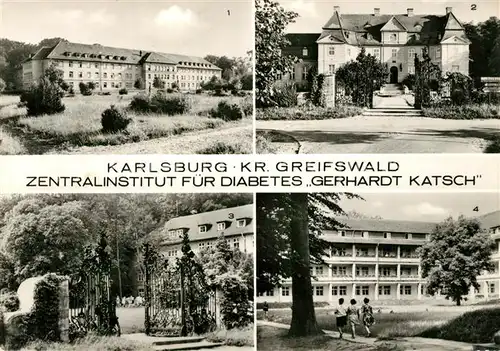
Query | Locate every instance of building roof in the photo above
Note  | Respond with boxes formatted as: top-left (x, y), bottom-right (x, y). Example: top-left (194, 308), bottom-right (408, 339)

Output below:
top-left (478, 210), bottom-right (500, 230)
top-left (158, 204), bottom-right (253, 245)
top-left (24, 40), bottom-right (220, 69)
top-left (286, 8), bottom-right (469, 50)
top-left (283, 33), bottom-right (320, 60)
top-left (336, 218), bottom-right (437, 234)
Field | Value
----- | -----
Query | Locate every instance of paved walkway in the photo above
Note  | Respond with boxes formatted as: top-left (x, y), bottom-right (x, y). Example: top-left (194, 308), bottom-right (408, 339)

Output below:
top-left (257, 116), bottom-right (500, 153)
top-left (258, 320), bottom-right (475, 351)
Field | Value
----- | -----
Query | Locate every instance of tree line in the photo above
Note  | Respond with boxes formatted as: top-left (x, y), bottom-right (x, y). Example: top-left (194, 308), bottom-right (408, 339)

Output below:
top-left (0, 193), bottom-right (253, 297)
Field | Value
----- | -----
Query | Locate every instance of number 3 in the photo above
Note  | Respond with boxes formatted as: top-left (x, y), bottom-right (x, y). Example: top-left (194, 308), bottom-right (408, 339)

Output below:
top-left (471, 4), bottom-right (477, 10)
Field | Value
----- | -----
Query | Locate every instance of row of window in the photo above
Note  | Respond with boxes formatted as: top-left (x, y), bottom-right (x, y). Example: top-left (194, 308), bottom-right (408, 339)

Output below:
top-left (331, 247), bottom-right (417, 257)
top-left (259, 284), bottom-right (418, 297)
top-left (68, 81), bottom-right (130, 89)
top-left (167, 219), bottom-right (247, 238)
top-left (337, 230), bottom-right (422, 239)
top-left (312, 265), bottom-right (417, 277)
top-left (67, 71), bottom-right (134, 79)
top-left (58, 61), bottom-right (135, 70)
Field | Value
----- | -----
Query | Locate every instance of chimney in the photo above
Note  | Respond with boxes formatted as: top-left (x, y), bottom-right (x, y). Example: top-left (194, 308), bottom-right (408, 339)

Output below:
top-left (334, 6), bottom-right (340, 13)
top-left (374, 8), bottom-right (380, 16)
top-left (407, 8), bottom-right (414, 17)
top-left (446, 7), bottom-right (452, 14)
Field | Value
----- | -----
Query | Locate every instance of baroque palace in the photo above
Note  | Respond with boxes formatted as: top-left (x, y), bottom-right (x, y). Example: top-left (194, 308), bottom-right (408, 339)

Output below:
top-left (257, 211), bottom-right (500, 303)
top-left (137, 205), bottom-right (254, 296)
top-left (283, 6), bottom-right (470, 87)
top-left (22, 40), bottom-right (222, 91)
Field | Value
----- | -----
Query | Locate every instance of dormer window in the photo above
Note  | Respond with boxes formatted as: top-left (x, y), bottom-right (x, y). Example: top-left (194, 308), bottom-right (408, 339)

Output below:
top-left (302, 47), bottom-right (308, 56)
top-left (199, 225), bottom-right (207, 233)
top-left (237, 219), bottom-right (246, 227)
top-left (344, 31), bottom-right (350, 38)
top-left (217, 222), bottom-right (226, 231)
top-left (339, 230), bottom-right (345, 237)
top-left (367, 33), bottom-right (372, 40)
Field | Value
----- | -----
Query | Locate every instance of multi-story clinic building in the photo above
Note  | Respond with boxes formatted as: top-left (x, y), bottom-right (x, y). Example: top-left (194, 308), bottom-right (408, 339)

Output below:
top-left (283, 6), bottom-right (470, 88)
top-left (257, 211), bottom-right (500, 303)
top-left (22, 40), bottom-right (222, 91)
top-left (137, 205), bottom-right (254, 296)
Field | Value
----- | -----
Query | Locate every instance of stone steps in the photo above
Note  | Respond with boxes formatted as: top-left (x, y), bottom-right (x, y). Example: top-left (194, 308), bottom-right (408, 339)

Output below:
top-left (363, 109), bottom-right (423, 117)
top-left (122, 334), bottom-right (224, 351)
top-left (153, 341), bottom-right (225, 351)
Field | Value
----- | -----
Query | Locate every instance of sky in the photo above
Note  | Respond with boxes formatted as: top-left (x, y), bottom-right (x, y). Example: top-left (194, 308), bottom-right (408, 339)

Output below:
top-left (0, 0), bottom-right (253, 58)
top-left (280, 0), bottom-right (500, 32)
top-left (337, 192), bottom-right (500, 222)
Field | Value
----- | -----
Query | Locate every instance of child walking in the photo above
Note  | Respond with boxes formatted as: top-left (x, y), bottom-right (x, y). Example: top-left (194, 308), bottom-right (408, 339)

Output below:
top-left (334, 298), bottom-right (347, 339)
top-left (347, 299), bottom-right (360, 339)
top-left (361, 297), bottom-right (375, 337)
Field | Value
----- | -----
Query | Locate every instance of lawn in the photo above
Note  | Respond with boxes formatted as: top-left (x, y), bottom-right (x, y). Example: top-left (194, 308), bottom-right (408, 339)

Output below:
top-left (258, 304), bottom-right (500, 343)
top-left (257, 326), bottom-right (402, 351)
top-left (0, 126), bottom-right (25, 155)
top-left (0, 92), bottom-right (252, 154)
top-left (23, 334), bottom-right (154, 351)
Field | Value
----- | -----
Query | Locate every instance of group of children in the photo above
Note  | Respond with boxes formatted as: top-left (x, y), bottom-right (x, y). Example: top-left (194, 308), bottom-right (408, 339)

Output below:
top-left (332, 297), bottom-right (374, 339)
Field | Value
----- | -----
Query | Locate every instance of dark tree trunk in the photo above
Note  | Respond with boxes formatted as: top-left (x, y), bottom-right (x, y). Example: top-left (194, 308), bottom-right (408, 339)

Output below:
top-left (288, 193), bottom-right (323, 336)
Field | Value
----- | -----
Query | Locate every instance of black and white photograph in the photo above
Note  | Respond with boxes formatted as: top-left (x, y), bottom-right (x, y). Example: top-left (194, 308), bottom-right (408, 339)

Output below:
top-left (257, 192), bottom-right (500, 350)
top-left (0, 193), bottom-right (254, 350)
top-left (256, 0), bottom-right (500, 154)
top-left (0, 1), bottom-right (253, 155)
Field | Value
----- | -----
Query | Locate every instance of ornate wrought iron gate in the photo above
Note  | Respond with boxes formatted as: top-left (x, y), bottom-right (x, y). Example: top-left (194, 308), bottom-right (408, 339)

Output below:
top-left (68, 233), bottom-right (120, 340)
top-left (143, 243), bottom-right (217, 336)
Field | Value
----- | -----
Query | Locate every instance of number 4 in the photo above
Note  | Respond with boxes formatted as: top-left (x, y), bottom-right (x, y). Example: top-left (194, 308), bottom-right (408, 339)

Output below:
top-left (473, 206), bottom-right (479, 212)
top-left (471, 4), bottom-right (477, 10)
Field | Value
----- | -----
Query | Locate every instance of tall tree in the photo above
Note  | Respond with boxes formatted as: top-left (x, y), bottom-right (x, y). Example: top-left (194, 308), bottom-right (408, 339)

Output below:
top-left (257, 193), bottom-right (360, 336)
top-left (255, 0), bottom-right (298, 107)
top-left (418, 215), bottom-right (495, 305)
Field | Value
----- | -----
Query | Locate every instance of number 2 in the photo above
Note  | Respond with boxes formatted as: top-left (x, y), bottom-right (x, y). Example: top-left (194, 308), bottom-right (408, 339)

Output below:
top-left (471, 4), bottom-right (477, 10)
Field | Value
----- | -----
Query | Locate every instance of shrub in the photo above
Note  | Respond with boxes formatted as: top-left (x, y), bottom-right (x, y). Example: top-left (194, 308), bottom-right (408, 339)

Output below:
top-left (118, 88), bottom-right (128, 95)
top-left (134, 78), bottom-right (143, 89)
top-left (214, 88), bottom-right (225, 96)
top-left (485, 136), bottom-right (500, 153)
top-left (101, 105), bottom-right (131, 133)
top-left (210, 101), bottom-right (244, 121)
top-left (129, 94), bottom-right (152, 112)
top-left (196, 89), bottom-right (203, 94)
top-left (150, 92), bottom-right (191, 115)
top-left (272, 81), bottom-right (298, 107)
top-left (198, 142), bottom-right (247, 154)
top-left (240, 96), bottom-right (253, 117)
top-left (422, 104), bottom-right (500, 120)
top-left (20, 78), bottom-right (65, 116)
top-left (220, 276), bottom-right (253, 329)
top-left (79, 82), bottom-right (94, 96)
top-left (0, 292), bottom-right (19, 312)
top-left (130, 92), bottom-right (191, 115)
top-left (153, 76), bottom-right (165, 89)
top-left (402, 74), bottom-right (416, 90)
top-left (256, 105), bottom-right (362, 120)
top-left (206, 324), bottom-right (254, 346)
top-left (166, 88), bottom-right (174, 93)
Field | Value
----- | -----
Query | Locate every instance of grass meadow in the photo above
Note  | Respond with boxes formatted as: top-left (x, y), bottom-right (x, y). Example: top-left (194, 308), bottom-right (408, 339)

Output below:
top-left (258, 303), bottom-right (500, 344)
top-left (0, 92), bottom-right (252, 154)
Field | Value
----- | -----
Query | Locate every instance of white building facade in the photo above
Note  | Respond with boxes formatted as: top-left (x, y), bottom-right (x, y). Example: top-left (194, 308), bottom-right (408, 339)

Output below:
top-left (283, 6), bottom-right (470, 87)
top-left (257, 211), bottom-right (500, 304)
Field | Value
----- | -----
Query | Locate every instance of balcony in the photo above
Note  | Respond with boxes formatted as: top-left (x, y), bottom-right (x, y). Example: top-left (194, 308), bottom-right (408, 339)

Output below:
top-left (331, 274), bottom-right (353, 281)
top-left (379, 275), bottom-right (398, 280)
top-left (356, 253), bottom-right (377, 258)
top-left (400, 274), bottom-right (420, 280)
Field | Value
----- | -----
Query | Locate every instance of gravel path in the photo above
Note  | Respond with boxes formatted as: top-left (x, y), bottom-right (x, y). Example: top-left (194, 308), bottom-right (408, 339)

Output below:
top-left (257, 116), bottom-right (500, 153)
top-left (51, 124), bottom-right (253, 154)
